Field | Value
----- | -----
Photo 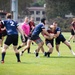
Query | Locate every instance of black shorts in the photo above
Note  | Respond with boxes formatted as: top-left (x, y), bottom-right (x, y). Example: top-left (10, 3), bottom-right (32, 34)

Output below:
top-left (45, 39), bottom-right (54, 47)
top-left (2, 30), bottom-right (7, 36)
top-left (21, 35), bottom-right (28, 43)
top-left (0, 33), bottom-right (2, 39)
top-left (4, 34), bottom-right (18, 46)
top-left (71, 29), bottom-right (75, 35)
top-left (55, 35), bottom-right (66, 45)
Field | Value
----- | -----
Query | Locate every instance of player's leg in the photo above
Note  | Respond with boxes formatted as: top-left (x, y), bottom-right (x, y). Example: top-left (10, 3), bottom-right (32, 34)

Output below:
top-left (55, 38), bottom-right (61, 56)
top-left (56, 44), bottom-right (60, 56)
top-left (68, 35), bottom-right (74, 42)
top-left (1, 36), bottom-right (4, 47)
top-left (68, 29), bottom-right (74, 42)
top-left (46, 43), bottom-right (53, 57)
top-left (0, 39), bottom-right (2, 47)
top-left (35, 40), bottom-right (44, 57)
top-left (17, 43), bottom-right (26, 49)
top-left (40, 41), bottom-right (45, 54)
top-left (1, 35), bottom-right (12, 63)
top-left (13, 46), bottom-right (21, 62)
top-left (13, 34), bottom-right (21, 62)
top-left (1, 44), bottom-right (8, 63)
top-left (73, 34), bottom-right (75, 42)
top-left (45, 40), bottom-right (54, 57)
top-left (17, 35), bottom-right (26, 50)
top-left (20, 39), bottom-right (32, 56)
top-left (64, 40), bottom-right (75, 55)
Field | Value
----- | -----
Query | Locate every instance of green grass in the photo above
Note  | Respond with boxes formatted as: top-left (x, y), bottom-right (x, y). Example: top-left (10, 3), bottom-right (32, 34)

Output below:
top-left (0, 32), bottom-right (75, 75)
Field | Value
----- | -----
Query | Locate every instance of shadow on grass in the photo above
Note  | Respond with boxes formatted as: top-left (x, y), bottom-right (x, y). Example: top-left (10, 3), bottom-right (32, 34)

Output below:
top-left (21, 61), bottom-right (39, 64)
top-left (40, 56), bottom-right (75, 58)
top-left (50, 56), bottom-right (75, 58)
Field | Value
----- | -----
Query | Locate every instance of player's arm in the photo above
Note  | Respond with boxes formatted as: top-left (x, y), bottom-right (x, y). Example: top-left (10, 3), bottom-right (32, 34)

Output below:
top-left (42, 29), bottom-right (50, 37)
top-left (17, 25), bottom-right (25, 41)
top-left (1, 27), bottom-right (6, 31)
top-left (54, 31), bottom-right (60, 38)
top-left (43, 35), bottom-right (50, 40)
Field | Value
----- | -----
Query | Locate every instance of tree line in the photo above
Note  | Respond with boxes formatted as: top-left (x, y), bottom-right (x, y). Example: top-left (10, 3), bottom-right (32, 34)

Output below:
top-left (45, 0), bottom-right (75, 19)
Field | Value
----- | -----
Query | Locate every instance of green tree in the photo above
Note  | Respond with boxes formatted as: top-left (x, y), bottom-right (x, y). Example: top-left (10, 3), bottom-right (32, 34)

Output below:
top-left (45, 0), bottom-right (75, 19)
top-left (31, 0), bottom-right (45, 7)
top-left (0, 0), bottom-right (33, 16)
top-left (0, 0), bottom-right (10, 12)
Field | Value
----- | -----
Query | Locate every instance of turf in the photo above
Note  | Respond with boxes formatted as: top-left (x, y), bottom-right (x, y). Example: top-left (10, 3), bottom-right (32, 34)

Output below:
top-left (0, 32), bottom-right (75, 75)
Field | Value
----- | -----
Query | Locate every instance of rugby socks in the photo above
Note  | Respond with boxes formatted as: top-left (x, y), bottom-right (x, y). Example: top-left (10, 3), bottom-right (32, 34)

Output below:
top-left (28, 47), bottom-right (30, 53)
top-left (1, 52), bottom-right (6, 61)
top-left (47, 52), bottom-right (51, 57)
top-left (44, 52), bottom-right (51, 57)
top-left (15, 53), bottom-right (21, 62)
top-left (70, 50), bottom-right (75, 55)
top-left (58, 52), bottom-right (60, 56)
top-left (44, 52), bottom-right (47, 56)
top-left (36, 53), bottom-right (39, 57)
top-left (17, 46), bottom-right (22, 50)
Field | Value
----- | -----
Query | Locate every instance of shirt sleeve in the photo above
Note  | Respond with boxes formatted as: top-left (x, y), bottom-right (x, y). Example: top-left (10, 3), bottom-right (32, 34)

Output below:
top-left (1, 20), bottom-right (5, 25)
top-left (41, 25), bottom-right (45, 29)
top-left (57, 27), bottom-right (61, 31)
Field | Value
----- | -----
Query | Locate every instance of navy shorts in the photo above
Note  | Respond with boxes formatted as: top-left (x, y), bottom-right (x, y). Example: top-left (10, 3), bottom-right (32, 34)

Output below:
top-left (45, 39), bottom-right (54, 47)
top-left (5, 34), bottom-right (18, 46)
top-left (55, 35), bottom-right (66, 45)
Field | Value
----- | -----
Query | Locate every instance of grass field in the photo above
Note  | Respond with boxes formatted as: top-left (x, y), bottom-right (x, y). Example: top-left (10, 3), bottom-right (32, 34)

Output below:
top-left (0, 32), bottom-right (75, 75)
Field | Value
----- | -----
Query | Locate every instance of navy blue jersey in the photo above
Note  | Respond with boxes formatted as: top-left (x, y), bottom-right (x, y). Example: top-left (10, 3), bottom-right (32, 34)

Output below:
top-left (32, 23), bottom-right (45, 36)
top-left (54, 27), bottom-right (62, 37)
top-left (2, 19), bottom-right (18, 35)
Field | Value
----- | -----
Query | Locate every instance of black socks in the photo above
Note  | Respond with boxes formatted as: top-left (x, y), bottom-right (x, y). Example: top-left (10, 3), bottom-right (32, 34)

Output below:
top-left (1, 52), bottom-right (6, 61)
top-left (28, 47), bottom-right (30, 53)
top-left (15, 53), bottom-right (20, 62)
top-left (17, 46), bottom-right (22, 50)
top-left (36, 53), bottom-right (39, 57)
top-left (44, 52), bottom-right (51, 57)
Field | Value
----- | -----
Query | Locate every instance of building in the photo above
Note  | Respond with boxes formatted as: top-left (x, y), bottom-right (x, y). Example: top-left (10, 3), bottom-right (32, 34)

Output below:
top-left (65, 13), bottom-right (74, 18)
top-left (27, 7), bottom-right (45, 23)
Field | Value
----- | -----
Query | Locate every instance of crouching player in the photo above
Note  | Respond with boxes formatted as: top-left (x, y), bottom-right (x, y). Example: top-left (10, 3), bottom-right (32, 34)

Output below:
top-left (53, 22), bottom-right (75, 56)
top-left (44, 25), bottom-right (55, 57)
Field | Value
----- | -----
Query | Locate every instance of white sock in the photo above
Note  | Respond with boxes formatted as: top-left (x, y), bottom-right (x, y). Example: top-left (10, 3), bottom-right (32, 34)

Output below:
top-left (70, 50), bottom-right (75, 55)
top-left (58, 52), bottom-right (60, 56)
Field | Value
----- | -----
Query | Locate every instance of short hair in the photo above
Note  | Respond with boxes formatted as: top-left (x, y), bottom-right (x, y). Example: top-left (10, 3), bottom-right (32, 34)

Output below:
top-left (41, 18), bottom-right (46, 24)
top-left (53, 21), bottom-right (58, 24)
top-left (6, 13), bottom-right (12, 19)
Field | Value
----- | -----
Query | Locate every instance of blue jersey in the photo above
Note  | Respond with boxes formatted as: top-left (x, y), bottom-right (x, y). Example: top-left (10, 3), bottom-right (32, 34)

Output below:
top-left (54, 27), bottom-right (62, 37)
top-left (2, 19), bottom-right (18, 35)
top-left (32, 23), bottom-right (45, 36)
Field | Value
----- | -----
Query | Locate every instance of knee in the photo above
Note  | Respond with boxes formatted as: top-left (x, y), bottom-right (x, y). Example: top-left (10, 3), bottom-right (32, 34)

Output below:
top-left (27, 45), bottom-right (30, 49)
top-left (42, 42), bottom-right (44, 46)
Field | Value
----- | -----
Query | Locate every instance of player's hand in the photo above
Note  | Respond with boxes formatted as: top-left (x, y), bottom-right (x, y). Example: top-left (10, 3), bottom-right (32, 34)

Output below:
top-left (22, 35), bottom-right (25, 41)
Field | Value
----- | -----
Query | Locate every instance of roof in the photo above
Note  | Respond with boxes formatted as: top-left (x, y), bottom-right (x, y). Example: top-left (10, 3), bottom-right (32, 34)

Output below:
top-left (27, 7), bottom-right (45, 11)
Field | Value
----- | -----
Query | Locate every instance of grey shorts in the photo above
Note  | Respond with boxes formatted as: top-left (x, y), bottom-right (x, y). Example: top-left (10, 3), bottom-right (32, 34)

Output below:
top-left (30, 35), bottom-right (43, 44)
top-left (34, 38), bottom-right (43, 44)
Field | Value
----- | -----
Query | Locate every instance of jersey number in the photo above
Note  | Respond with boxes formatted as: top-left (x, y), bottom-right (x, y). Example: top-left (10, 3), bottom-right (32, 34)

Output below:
top-left (10, 21), bottom-right (15, 26)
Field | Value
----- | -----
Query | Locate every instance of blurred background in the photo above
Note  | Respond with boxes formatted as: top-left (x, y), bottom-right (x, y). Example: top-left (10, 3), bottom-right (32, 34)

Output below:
top-left (0, 0), bottom-right (75, 31)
